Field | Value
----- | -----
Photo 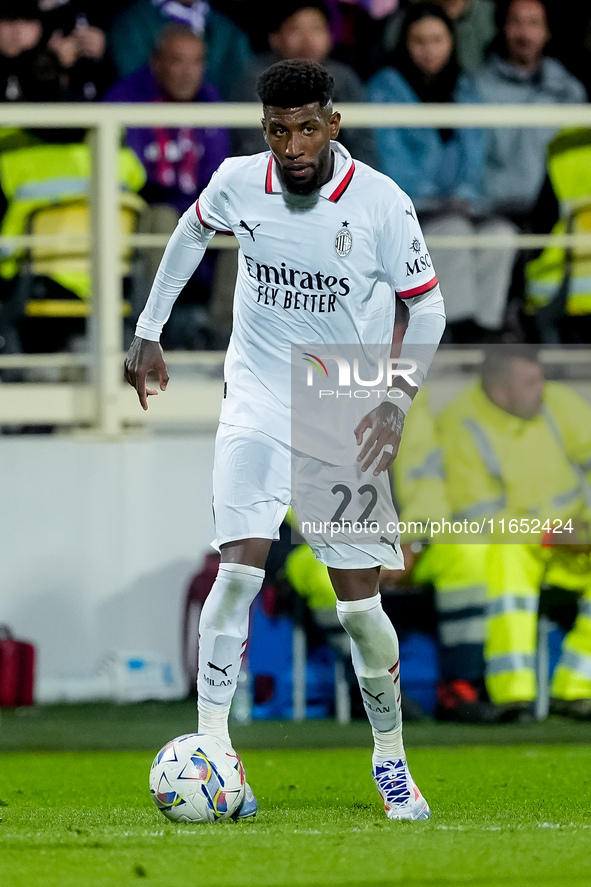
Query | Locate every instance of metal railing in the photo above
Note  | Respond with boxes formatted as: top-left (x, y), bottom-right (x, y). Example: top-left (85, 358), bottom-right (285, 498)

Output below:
top-left (1, 102), bottom-right (591, 434)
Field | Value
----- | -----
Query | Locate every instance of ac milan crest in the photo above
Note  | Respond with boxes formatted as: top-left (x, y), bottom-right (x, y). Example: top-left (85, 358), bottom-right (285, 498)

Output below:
top-left (334, 226), bottom-right (353, 258)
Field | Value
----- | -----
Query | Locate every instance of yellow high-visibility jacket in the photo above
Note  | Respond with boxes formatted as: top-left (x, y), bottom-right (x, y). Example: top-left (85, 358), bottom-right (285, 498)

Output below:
top-left (526, 128), bottom-right (591, 316)
top-left (438, 380), bottom-right (591, 542)
top-left (0, 141), bottom-right (145, 298)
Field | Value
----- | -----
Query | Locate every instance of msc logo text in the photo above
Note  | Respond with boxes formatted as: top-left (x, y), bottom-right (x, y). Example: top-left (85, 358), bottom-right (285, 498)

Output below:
top-left (405, 254), bottom-right (432, 276)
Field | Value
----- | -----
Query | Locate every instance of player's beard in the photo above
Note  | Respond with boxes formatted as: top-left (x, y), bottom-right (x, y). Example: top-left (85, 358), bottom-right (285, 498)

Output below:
top-left (280, 146), bottom-right (333, 196)
top-left (280, 164), bottom-right (322, 196)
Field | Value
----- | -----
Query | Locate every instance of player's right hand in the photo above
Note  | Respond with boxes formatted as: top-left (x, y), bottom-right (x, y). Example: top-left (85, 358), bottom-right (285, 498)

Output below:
top-left (124, 336), bottom-right (169, 411)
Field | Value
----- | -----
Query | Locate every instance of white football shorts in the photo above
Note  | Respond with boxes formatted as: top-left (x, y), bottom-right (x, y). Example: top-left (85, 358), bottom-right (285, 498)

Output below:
top-left (212, 422), bottom-right (403, 570)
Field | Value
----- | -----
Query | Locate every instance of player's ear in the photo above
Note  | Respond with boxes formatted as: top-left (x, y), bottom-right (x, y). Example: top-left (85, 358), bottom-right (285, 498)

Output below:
top-left (329, 111), bottom-right (341, 139)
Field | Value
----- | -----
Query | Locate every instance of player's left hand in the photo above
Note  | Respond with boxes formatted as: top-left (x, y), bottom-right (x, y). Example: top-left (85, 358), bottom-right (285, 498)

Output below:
top-left (354, 401), bottom-right (405, 476)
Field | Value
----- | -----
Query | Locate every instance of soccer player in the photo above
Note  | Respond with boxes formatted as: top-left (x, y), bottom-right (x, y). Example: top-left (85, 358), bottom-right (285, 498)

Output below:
top-left (125, 59), bottom-right (446, 821)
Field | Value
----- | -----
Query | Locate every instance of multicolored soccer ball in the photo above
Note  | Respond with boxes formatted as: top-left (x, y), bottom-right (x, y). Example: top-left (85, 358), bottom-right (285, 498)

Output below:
top-left (149, 733), bottom-right (246, 823)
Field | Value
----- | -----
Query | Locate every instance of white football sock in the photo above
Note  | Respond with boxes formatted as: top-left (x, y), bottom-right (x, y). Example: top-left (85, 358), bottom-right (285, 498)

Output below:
top-left (197, 562), bottom-right (264, 744)
top-left (197, 705), bottom-right (232, 745)
top-left (336, 594), bottom-right (405, 763)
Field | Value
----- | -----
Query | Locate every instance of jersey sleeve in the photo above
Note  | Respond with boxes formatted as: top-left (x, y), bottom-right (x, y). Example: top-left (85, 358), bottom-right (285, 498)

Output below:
top-left (135, 162), bottom-right (235, 341)
top-left (135, 207), bottom-right (216, 340)
top-left (377, 190), bottom-right (438, 300)
top-left (376, 184), bottom-right (445, 390)
top-left (195, 162), bottom-right (233, 233)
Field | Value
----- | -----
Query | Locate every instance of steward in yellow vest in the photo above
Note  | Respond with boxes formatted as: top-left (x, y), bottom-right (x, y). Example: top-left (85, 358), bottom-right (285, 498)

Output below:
top-left (525, 128), bottom-right (591, 338)
top-left (438, 347), bottom-right (591, 719)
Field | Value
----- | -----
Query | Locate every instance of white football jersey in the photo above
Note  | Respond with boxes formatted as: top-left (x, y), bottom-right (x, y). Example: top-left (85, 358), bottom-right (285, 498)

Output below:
top-left (137, 142), bottom-right (443, 443)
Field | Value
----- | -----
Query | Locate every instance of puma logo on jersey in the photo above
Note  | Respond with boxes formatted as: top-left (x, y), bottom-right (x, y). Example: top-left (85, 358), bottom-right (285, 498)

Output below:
top-left (362, 688), bottom-right (386, 704)
top-left (405, 206), bottom-right (415, 220)
top-left (207, 661), bottom-right (232, 676)
top-left (239, 220), bottom-right (260, 241)
top-left (380, 536), bottom-right (398, 552)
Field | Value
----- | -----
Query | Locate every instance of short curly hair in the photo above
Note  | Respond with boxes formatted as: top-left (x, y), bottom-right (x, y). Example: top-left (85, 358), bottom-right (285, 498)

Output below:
top-left (257, 59), bottom-right (334, 109)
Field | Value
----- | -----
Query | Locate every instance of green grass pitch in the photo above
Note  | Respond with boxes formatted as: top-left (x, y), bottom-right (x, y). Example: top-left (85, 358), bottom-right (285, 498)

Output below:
top-left (0, 707), bottom-right (590, 887)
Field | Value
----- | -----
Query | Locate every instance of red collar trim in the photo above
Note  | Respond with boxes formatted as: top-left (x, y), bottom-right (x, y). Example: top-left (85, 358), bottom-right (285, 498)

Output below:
top-left (328, 161), bottom-right (355, 202)
top-left (264, 155), bottom-right (355, 200)
top-left (265, 156), bottom-right (274, 193)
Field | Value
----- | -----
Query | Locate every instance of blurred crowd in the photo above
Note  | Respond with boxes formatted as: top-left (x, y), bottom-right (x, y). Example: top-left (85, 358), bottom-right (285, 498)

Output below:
top-left (0, 0), bottom-right (591, 353)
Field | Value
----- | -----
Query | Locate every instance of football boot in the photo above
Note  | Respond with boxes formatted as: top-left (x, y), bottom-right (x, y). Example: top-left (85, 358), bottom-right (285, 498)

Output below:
top-left (372, 758), bottom-right (430, 821)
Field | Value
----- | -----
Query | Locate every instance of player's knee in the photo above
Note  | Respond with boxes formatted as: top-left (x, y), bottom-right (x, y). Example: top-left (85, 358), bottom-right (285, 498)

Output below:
top-left (336, 604), bottom-right (376, 645)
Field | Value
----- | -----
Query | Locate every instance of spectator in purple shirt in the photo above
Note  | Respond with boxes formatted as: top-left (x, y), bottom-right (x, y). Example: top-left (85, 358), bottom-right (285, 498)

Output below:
top-left (104, 23), bottom-right (231, 348)
top-left (104, 23), bottom-right (229, 215)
